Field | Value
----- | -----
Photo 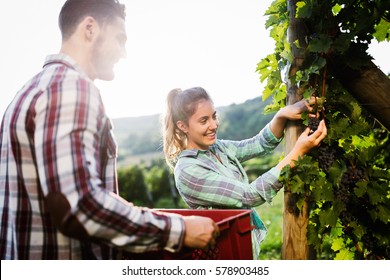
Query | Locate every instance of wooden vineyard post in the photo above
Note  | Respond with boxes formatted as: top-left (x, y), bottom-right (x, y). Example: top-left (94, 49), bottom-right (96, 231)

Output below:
top-left (329, 59), bottom-right (390, 132)
top-left (282, 0), bottom-right (313, 260)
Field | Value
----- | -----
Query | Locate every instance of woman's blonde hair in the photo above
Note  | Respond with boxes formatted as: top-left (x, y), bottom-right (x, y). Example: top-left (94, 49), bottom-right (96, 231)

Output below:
top-left (162, 87), bottom-right (212, 169)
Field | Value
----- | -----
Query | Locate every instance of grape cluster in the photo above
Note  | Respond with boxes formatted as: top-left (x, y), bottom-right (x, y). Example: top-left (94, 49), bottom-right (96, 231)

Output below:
top-left (340, 165), bottom-right (365, 187)
top-left (334, 164), bottom-right (365, 205)
top-left (340, 211), bottom-right (353, 225)
top-left (362, 234), bottom-right (376, 252)
top-left (308, 117), bottom-right (321, 135)
top-left (317, 144), bottom-right (338, 172)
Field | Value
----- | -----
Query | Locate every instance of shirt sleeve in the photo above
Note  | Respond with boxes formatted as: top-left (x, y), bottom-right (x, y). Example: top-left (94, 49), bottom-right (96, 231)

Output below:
top-left (221, 123), bottom-right (283, 162)
top-left (34, 72), bottom-right (185, 253)
top-left (175, 160), bottom-right (283, 209)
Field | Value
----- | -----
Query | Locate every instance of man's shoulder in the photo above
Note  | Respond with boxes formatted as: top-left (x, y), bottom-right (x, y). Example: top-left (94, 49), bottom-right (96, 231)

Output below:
top-left (43, 54), bottom-right (91, 82)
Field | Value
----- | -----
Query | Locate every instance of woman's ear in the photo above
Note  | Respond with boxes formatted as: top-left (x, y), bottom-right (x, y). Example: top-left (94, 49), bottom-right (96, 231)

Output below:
top-left (176, 121), bottom-right (188, 134)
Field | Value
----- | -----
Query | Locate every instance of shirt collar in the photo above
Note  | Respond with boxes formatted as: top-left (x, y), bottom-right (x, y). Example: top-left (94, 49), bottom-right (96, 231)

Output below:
top-left (43, 54), bottom-right (91, 81)
top-left (178, 144), bottom-right (222, 161)
top-left (178, 149), bottom-right (201, 159)
top-left (178, 144), bottom-right (218, 159)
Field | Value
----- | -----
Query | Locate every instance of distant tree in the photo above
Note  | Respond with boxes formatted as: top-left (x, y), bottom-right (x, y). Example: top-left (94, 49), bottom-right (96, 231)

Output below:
top-left (218, 97), bottom-right (274, 140)
top-left (145, 159), bottom-right (180, 208)
top-left (118, 165), bottom-right (153, 207)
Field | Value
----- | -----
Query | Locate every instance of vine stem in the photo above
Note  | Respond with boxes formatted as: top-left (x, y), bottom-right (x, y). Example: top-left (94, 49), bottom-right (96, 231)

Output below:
top-left (321, 54), bottom-right (327, 119)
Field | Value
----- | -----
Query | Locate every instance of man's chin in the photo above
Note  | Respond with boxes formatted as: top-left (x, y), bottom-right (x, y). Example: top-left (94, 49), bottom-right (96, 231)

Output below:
top-left (98, 74), bottom-right (115, 81)
top-left (96, 69), bottom-right (115, 81)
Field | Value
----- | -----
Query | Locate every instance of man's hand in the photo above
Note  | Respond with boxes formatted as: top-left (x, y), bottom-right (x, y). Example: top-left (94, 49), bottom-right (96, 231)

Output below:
top-left (182, 216), bottom-right (219, 250)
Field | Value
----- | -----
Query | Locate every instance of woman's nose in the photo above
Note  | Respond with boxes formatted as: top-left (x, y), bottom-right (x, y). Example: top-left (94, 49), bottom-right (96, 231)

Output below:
top-left (210, 119), bottom-right (219, 129)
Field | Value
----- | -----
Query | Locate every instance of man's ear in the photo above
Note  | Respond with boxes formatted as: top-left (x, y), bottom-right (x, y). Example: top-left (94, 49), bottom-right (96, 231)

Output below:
top-left (176, 121), bottom-right (188, 134)
top-left (82, 16), bottom-right (98, 41)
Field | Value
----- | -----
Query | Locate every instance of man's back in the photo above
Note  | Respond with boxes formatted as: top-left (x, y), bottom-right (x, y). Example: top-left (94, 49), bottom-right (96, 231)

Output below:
top-left (0, 54), bottom-right (118, 259)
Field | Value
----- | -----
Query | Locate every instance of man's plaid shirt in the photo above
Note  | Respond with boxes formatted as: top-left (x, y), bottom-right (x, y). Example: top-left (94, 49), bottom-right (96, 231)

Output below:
top-left (0, 54), bottom-right (184, 259)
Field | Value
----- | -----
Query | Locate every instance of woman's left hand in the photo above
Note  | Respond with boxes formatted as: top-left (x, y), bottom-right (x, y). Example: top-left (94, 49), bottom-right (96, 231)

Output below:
top-left (281, 97), bottom-right (321, 121)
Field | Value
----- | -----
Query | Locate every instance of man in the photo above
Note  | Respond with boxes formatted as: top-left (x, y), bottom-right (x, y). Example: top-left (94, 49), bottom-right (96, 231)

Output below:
top-left (0, 0), bottom-right (218, 259)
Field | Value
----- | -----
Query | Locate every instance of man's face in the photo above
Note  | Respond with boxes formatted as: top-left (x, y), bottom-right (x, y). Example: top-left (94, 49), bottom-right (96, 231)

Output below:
top-left (92, 17), bottom-right (127, 81)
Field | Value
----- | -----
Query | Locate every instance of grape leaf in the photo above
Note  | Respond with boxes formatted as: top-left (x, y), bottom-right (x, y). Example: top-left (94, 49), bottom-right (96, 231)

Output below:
top-left (373, 19), bottom-right (390, 42)
top-left (377, 205), bottom-right (390, 223)
top-left (296, 1), bottom-right (312, 18)
top-left (349, 221), bottom-right (366, 239)
top-left (335, 248), bottom-right (354, 260)
top-left (331, 237), bottom-right (344, 251)
top-left (308, 34), bottom-right (333, 53)
top-left (354, 182), bottom-right (367, 198)
top-left (319, 208), bottom-right (338, 228)
top-left (367, 187), bottom-right (383, 205)
top-left (332, 4), bottom-right (342, 16)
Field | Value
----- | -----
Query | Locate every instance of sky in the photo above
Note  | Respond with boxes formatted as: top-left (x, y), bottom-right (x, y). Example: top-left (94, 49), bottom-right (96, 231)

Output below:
top-left (0, 0), bottom-right (389, 119)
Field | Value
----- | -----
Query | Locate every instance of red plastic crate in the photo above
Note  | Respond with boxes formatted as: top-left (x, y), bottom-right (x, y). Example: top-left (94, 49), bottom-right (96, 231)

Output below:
top-left (124, 209), bottom-right (253, 260)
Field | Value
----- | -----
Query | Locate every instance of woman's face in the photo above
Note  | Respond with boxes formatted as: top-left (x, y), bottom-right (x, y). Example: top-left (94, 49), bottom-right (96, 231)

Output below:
top-left (180, 99), bottom-right (219, 150)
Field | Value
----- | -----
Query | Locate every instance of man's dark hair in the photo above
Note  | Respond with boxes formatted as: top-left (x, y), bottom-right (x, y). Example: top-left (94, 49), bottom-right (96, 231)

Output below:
top-left (59, 0), bottom-right (126, 40)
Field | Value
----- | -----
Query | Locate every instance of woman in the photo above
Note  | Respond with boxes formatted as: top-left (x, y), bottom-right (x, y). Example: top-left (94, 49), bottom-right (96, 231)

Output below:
top-left (162, 87), bottom-right (327, 259)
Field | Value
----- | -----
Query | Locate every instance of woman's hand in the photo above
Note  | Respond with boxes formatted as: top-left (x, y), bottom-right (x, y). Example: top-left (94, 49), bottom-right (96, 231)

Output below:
top-left (294, 119), bottom-right (327, 155)
top-left (279, 97), bottom-right (321, 121)
top-left (276, 119), bottom-right (327, 170)
top-left (270, 97), bottom-right (322, 139)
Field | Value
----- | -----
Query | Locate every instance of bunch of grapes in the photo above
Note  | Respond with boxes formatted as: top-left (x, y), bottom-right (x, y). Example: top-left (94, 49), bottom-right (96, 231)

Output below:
top-left (340, 210), bottom-right (353, 225)
top-left (308, 117), bottom-right (321, 135)
top-left (362, 233), bottom-right (377, 252)
top-left (317, 144), bottom-right (338, 172)
top-left (361, 232), bottom-right (390, 259)
top-left (334, 164), bottom-right (365, 205)
top-left (340, 165), bottom-right (365, 187)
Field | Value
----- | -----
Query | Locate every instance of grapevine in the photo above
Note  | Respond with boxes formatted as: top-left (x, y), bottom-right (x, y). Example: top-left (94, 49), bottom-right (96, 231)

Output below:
top-left (257, 0), bottom-right (390, 259)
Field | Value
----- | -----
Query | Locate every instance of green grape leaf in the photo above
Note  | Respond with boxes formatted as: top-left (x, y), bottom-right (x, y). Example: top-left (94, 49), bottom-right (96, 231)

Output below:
top-left (332, 220), bottom-right (344, 238)
top-left (331, 237), bottom-right (344, 251)
top-left (349, 221), bottom-right (366, 239)
top-left (374, 19), bottom-right (390, 42)
top-left (307, 223), bottom-right (321, 248)
top-left (290, 174), bottom-right (305, 194)
top-left (319, 208), bottom-right (338, 227)
top-left (377, 205), bottom-right (390, 223)
top-left (350, 102), bottom-right (362, 121)
top-left (351, 135), bottom-right (376, 149)
top-left (333, 33), bottom-right (353, 53)
top-left (312, 179), bottom-right (334, 202)
top-left (354, 182), bottom-right (367, 198)
top-left (262, 86), bottom-right (273, 101)
top-left (308, 34), bottom-right (333, 53)
top-left (274, 86), bottom-right (287, 103)
top-left (256, 54), bottom-right (277, 82)
top-left (367, 186), bottom-right (383, 205)
top-left (335, 248), bottom-right (355, 260)
top-left (332, 4), bottom-right (342, 16)
top-left (296, 1), bottom-right (312, 18)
